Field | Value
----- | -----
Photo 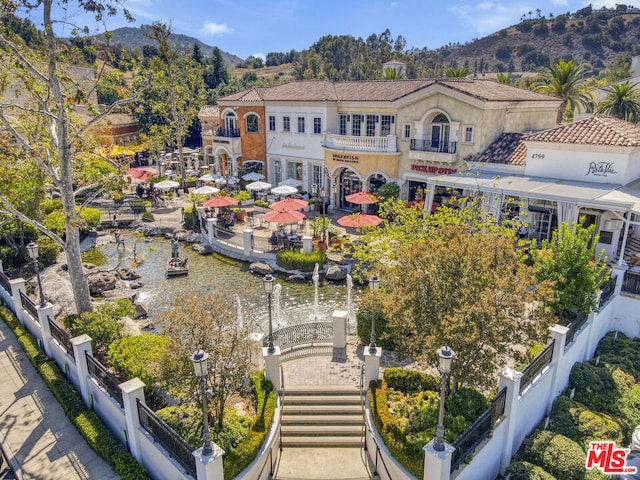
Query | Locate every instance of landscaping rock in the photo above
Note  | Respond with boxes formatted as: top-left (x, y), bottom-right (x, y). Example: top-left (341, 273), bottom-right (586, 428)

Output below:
top-left (134, 303), bottom-right (149, 319)
top-left (194, 244), bottom-right (214, 255)
top-left (325, 265), bottom-right (348, 282)
top-left (87, 271), bottom-right (118, 295)
top-left (288, 274), bottom-right (307, 283)
top-left (117, 267), bottom-right (141, 280)
top-left (129, 281), bottom-right (144, 289)
top-left (249, 262), bottom-right (273, 276)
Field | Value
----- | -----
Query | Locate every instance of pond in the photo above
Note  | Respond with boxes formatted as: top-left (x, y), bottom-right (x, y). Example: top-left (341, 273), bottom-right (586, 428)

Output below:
top-left (100, 233), bottom-right (363, 334)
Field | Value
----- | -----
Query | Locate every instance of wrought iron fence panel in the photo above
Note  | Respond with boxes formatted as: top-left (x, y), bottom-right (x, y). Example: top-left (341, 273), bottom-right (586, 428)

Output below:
top-left (262, 321), bottom-right (333, 350)
top-left (451, 408), bottom-right (492, 471)
top-left (519, 340), bottom-right (555, 395)
top-left (491, 387), bottom-right (507, 423)
top-left (48, 316), bottom-right (74, 358)
top-left (137, 400), bottom-right (196, 478)
top-left (599, 275), bottom-right (616, 308)
top-left (564, 311), bottom-right (588, 346)
top-left (0, 270), bottom-right (11, 293)
top-left (19, 291), bottom-right (38, 323)
top-left (85, 352), bottom-right (123, 408)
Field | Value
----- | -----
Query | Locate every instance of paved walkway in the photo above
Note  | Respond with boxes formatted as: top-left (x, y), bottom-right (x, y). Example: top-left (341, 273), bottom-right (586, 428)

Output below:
top-left (0, 320), bottom-right (118, 480)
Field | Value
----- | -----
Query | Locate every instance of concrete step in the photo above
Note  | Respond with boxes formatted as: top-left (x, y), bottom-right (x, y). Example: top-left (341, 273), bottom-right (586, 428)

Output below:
top-left (281, 414), bottom-right (363, 425)
top-left (285, 385), bottom-right (360, 395)
top-left (280, 436), bottom-right (364, 448)
top-left (284, 395), bottom-right (361, 405)
top-left (282, 404), bottom-right (362, 415)
top-left (281, 425), bottom-right (363, 436)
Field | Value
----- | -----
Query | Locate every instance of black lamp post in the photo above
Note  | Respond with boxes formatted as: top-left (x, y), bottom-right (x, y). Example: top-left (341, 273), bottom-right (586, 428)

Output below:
top-left (225, 163), bottom-right (231, 191)
top-left (27, 242), bottom-right (46, 307)
top-left (434, 345), bottom-right (455, 452)
top-left (263, 274), bottom-right (275, 353)
top-left (320, 187), bottom-right (328, 216)
top-left (369, 275), bottom-right (379, 353)
top-left (191, 348), bottom-right (213, 457)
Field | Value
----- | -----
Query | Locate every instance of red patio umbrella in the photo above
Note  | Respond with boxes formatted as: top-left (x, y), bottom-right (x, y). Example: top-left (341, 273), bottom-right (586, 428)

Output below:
top-left (337, 213), bottom-right (383, 228)
top-left (269, 198), bottom-right (309, 211)
top-left (126, 167), bottom-right (157, 181)
top-left (263, 208), bottom-right (305, 225)
top-left (345, 191), bottom-right (379, 205)
top-left (202, 195), bottom-right (239, 208)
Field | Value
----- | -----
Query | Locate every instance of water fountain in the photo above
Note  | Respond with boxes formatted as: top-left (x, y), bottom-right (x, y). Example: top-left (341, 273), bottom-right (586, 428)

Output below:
top-left (346, 273), bottom-right (353, 331)
top-left (311, 263), bottom-right (320, 320)
top-left (273, 283), bottom-right (283, 328)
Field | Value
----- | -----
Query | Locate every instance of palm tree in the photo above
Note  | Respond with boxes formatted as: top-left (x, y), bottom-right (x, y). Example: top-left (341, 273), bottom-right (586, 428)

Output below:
top-left (382, 67), bottom-right (404, 80)
top-left (496, 73), bottom-right (512, 85)
top-left (444, 67), bottom-right (468, 78)
top-left (596, 81), bottom-right (640, 123)
top-left (537, 59), bottom-right (593, 123)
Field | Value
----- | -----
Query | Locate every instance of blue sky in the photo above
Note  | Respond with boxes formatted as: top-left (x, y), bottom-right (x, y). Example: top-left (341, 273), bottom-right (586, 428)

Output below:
top-left (52, 0), bottom-right (630, 60)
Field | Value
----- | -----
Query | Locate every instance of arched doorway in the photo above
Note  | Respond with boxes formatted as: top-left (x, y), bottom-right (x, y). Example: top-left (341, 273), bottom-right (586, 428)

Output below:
top-left (338, 169), bottom-right (362, 210)
top-left (431, 113), bottom-right (450, 152)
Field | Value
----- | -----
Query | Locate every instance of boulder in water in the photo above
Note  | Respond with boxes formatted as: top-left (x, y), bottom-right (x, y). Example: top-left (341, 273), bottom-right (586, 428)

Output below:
top-left (249, 262), bottom-right (273, 276)
top-left (325, 265), bottom-right (347, 282)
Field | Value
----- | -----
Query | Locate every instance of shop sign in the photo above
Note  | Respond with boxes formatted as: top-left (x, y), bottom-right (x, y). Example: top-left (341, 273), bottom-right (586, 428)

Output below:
top-left (411, 164), bottom-right (457, 175)
top-left (586, 162), bottom-right (616, 177)
top-left (332, 153), bottom-right (359, 163)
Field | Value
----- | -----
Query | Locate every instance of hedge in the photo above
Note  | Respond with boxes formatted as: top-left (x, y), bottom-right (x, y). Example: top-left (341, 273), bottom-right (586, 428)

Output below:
top-left (518, 430), bottom-right (587, 480)
top-left (0, 306), bottom-right (149, 480)
top-left (369, 380), bottom-right (424, 478)
top-left (275, 249), bottom-right (326, 272)
top-left (505, 460), bottom-right (558, 479)
top-left (383, 368), bottom-right (440, 394)
top-left (223, 371), bottom-right (276, 480)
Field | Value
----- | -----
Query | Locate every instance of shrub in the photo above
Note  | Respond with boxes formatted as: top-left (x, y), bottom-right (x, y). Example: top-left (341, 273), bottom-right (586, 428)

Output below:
top-left (108, 334), bottom-right (169, 391)
top-left (505, 460), bottom-right (556, 479)
top-left (519, 430), bottom-right (587, 480)
top-left (533, 22), bottom-right (549, 36)
top-left (80, 207), bottom-right (102, 231)
top-left (223, 372), bottom-right (276, 480)
top-left (369, 380), bottom-right (423, 478)
top-left (36, 236), bottom-right (61, 267)
top-left (42, 208), bottom-right (102, 236)
top-left (447, 387), bottom-right (490, 423)
top-left (356, 296), bottom-right (395, 350)
top-left (569, 362), bottom-right (619, 413)
top-left (141, 211), bottom-right (154, 222)
top-left (383, 368), bottom-right (440, 394)
top-left (233, 190), bottom-right (252, 202)
top-left (81, 247), bottom-right (107, 266)
top-left (63, 299), bottom-right (133, 352)
top-left (275, 249), bottom-right (325, 271)
top-left (40, 198), bottom-right (63, 214)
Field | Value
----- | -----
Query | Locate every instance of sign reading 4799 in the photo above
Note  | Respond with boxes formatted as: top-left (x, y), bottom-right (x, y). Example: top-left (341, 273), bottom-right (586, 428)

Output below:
top-left (586, 442), bottom-right (638, 475)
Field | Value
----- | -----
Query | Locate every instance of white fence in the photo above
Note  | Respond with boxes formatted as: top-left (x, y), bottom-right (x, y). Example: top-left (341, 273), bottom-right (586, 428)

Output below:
top-left (0, 266), bottom-right (281, 480)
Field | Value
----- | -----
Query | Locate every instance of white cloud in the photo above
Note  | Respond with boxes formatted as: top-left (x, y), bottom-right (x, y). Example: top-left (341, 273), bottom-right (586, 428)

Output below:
top-left (551, 0), bottom-right (569, 5)
top-left (200, 21), bottom-right (233, 36)
top-left (448, 3), bottom-right (515, 36)
top-left (390, 2), bottom-right (399, 7)
top-left (590, 0), bottom-right (618, 7)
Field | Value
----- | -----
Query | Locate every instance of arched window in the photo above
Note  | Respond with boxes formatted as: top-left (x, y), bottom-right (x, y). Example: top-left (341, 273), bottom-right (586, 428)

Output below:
top-left (246, 113), bottom-right (259, 133)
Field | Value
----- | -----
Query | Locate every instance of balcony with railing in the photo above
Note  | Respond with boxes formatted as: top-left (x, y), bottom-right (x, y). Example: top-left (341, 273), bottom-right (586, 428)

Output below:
top-left (323, 133), bottom-right (397, 153)
top-left (409, 138), bottom-right (458, 164)
top-left (210, 127), bottom-right (242, 153)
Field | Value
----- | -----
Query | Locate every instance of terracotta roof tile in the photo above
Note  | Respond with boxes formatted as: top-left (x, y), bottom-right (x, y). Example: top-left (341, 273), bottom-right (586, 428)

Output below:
top-left (198, 105), bottom-right (220, 118)
top-left (525, 116), bottom-right (640, 147)
top-left (217, 79), bottom-right (560, 104)
top-left (466, 133), bottom-right (528, 166)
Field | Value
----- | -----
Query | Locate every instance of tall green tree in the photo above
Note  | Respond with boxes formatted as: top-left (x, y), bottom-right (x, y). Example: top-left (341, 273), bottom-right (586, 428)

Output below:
top-left (596, 81), bottom-right (640, 123)
top-left (0, 0), bottom-right (133, 313)
top-left (135, 22), bottom-right (205, 188)
top-left (537, 59), bottom-right (593, 122)
top-left (533, 218), bottom-right (609, 317)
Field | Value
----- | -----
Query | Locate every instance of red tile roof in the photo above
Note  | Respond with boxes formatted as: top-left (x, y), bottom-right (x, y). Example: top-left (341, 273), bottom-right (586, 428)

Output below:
top-left (525, 116), bottom-right (640, 147)
top-left (218, 79), bottom-right (559, 104)
top-left (466, 133), bottom-right (528, 166)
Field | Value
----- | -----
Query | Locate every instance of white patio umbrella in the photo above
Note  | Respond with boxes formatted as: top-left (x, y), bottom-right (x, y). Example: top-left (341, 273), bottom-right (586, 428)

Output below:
top-left (271, 185), bottom-right (299, 195)
top-left (215, 176), bottom-right (240, 185)
top-left (245, 181), bottom-right (272, 191)
top-left (278, 178), bottom-right (303, 188)
top-left (193, 185), bottom-right (220, 195)
top-left (154, 179), bottom-right (180, 191)
top-left (242, 171), bottom-right (265, 181)
top-left (199, 173), bottom-right (221, 183)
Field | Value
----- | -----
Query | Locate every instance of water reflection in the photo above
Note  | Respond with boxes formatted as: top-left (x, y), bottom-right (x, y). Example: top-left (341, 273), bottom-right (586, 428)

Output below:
top-left (101, 234), bottom-right (362, 331)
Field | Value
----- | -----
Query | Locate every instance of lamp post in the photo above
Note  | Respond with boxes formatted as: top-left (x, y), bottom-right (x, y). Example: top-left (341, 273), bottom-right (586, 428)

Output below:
top-left (263, 274), bottom-right (275, 353)
top-left (191, 348), bottom-right (212, 457)
top-left (26, 242), bottom-right (46, 307)
top-left (320, 187), bottom-right (328, 216)
top-left (225, 163), bottom-right (231, 191)
top-left (434, 345), bottom-right (455, 452)
top-left (369, 275), bottom-right (379, 353)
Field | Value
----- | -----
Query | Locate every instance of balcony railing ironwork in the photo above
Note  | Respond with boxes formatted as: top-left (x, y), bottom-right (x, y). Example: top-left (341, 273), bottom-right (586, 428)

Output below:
top-left (410, 138), bottom-right (457, 154)
top-left (519, 340), bottom-right (555, 395)
top-left (262, 321), bottom-right (333, 351)
top-left (599, 274), bottom-right (616, 308)
top-left (137, 399), bottom-right (196, 477)
top-left (213, 127), bottom-right (240, 138)
top-left (85, 352), bottom-right (124, 408)
top-left (20, 291), bottom-right (38, 323)
top-left (564, 311), bottom-right (588, 347)
top-left (0, 270), bottom-right (11, 293)
top-left (451, 387), bottom-right (507, 471)
top-left (48, 316), bottom-right (74, 358)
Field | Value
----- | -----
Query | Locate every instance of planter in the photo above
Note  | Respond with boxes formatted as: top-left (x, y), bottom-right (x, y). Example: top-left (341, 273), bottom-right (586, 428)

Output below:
top-left (234, 210), bottom-right (246, 222)
top-left (312, 238), bottom-right (327, 251)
